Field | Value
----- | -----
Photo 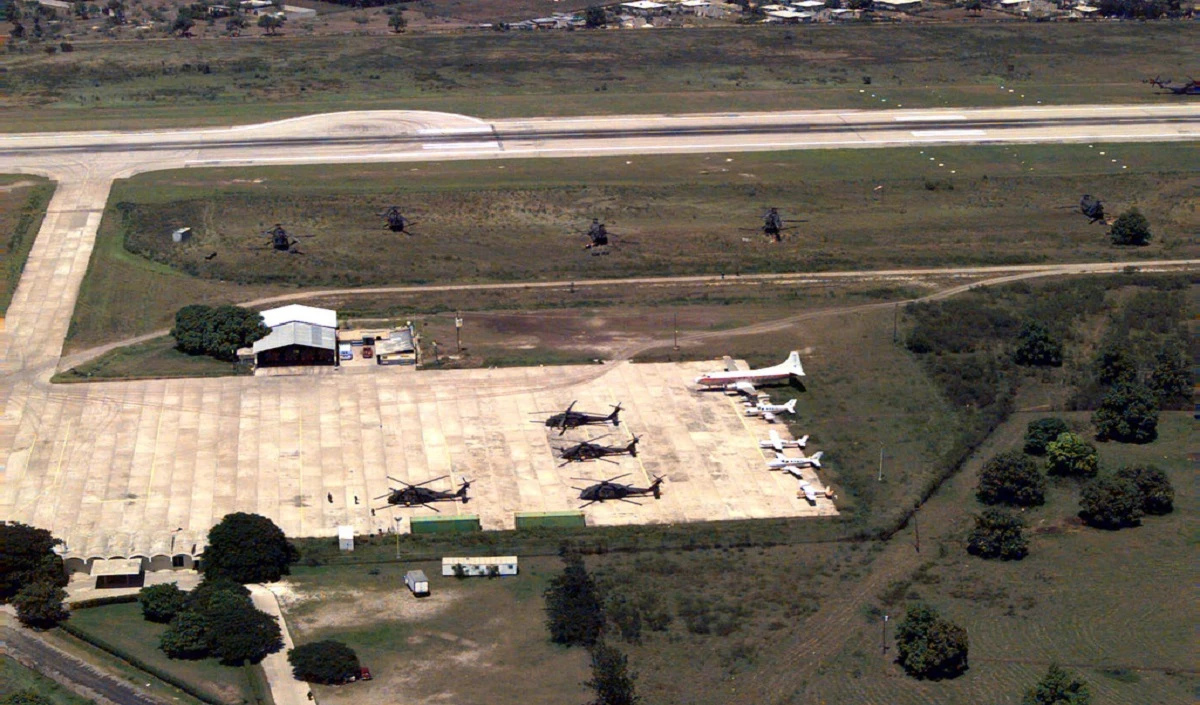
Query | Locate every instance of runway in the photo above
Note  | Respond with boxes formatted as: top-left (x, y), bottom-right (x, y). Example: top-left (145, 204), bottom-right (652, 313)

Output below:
top-left (0, 103), bottom-right (1196, 564)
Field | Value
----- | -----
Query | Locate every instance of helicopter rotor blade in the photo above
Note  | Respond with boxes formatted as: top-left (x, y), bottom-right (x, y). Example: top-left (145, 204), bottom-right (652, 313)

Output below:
top-left (386, 476), bottom-right (414, 487)
top-left (604, 473), bottom-right (632, 483)
top-left (414, 475), bottom-right (450, 488)
top-left (599, 457), bottom-right (620, 464)
top-left (618, 498), bottom-right (644, 506)
top-left (372, 493), bottom-right (392, 501)
top-left (421, 503), bottom-right (441, 513)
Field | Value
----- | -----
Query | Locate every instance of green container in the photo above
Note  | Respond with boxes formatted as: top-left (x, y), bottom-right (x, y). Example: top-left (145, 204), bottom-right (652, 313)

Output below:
top-left (515, 511), bottom-right (587, 530)
top-left (410, 515), bottom-right (481, 534)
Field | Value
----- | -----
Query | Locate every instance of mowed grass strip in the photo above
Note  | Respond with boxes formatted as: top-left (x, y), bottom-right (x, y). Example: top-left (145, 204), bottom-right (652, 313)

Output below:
top-left (0, 654), bottom-right (97, 705)
top-left (66, 602), bottom-right (261, 705)
top-left (0, 177), bottom-right (53, 316)
top-left (54, 335), bottom-right (239, 382)
top-left (66, 142), bottom-right (1198, 350)
top-left (0, 24), bottom-right (1194, 132)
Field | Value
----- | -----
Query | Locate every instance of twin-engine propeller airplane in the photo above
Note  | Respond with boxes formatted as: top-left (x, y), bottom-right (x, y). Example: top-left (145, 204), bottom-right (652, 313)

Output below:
top-left (767, 450), bottom-right (824, 471)
top-left (745, 398), bottom-right (797, 423)
top-left (760, 429), bottom-right (809, 451)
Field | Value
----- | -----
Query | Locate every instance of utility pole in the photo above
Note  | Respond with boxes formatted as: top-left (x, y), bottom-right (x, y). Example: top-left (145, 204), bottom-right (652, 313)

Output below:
top-left (455, 313), bottom-right (463, 353)
top-left (673, 312), bottom-right (679, 351)
top-left (878, 446), bottom-right (884, 482)
top-left (892, 304), bottom-right (899, 343)
top-left (881, 614), bottom-right (889, 656)
top-left (914, 512), bottom-right (921, 553)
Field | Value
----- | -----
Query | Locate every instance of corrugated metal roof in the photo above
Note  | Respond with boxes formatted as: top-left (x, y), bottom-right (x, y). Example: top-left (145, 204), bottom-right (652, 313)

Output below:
top-left (253, 322), bottom-right (337, 353)
top-left (406, 570), bottom-right (428, 581)
top-left (261, 304), bottom-right (337, 329)
top-left (442, 556), bottom-right (518, 566)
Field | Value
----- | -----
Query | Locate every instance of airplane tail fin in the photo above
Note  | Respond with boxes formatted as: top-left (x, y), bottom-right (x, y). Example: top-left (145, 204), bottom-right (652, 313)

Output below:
top-left (797, 434), bottom-right (809, 447)
top-left (786, 351), bottom-right (805, 377)
top-left (783, 399), bottom-right (797, 414)
top-left (809, 451), bottom-right (823, 468)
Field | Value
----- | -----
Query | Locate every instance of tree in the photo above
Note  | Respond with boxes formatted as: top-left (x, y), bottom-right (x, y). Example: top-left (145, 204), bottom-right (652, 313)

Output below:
top-left (171, 7), bottom-right (194, 34)
top-left (1023, 417), bottom-right (1070, 456)
top-left (1079, 474), bottom-right (1143, 529)
top-left (1, 692), bottom-right (55, 705)
top-left (1023, 664), bottom-right (1091, 705)
top-left (1012, 320), bottom-right (1062, 367)
top-left (160, 609), bottom-right (210, 659)
top-left (1109, 208), bottom-right (1151, 246)
top-left (387, 9), bottom-right (405, 32)
top-left (1146, 338), bottom-right (1191, 409)
top-left (967, 508), bottom-right (1028, 560)
top-left (544, 552), bottom-right (605, 647)
top-left (606, 593), bottom-right (642, 644)
top-left (288, 640), bottom-right (361, 684)
top-left (583, 641), bottom-right (640, 705)
top-left (1092, 343), bottom-right (1137, 387)
top-left (976, 451), bottom-right (1045, 507)
top-left (257, 12), bottom-right (283, 34)
top-left (226, 14), bottom-right (246, 31)
top-left (895, 603), bottom-right (969, 680)
top-left (0, 522), bottom-right (67, 603)
top-left (138, 583), bottom-right (187, 623)
top-left (964, 0), bottom-right (983, 12)
top-left (202, 513), bottom-right (297, 584)
top-left (171, 304), bottom-right (269, 361)
top-left (1044, 433), bottom-right (1098, 478)
top-left (12, 581), bottom-right (69, 629)
top-left (1114, 465), bottom-right (1174, 515)
top-left (205, 601), bottom-right (282, 665)
top-left (1091, 383), bottom-right (1158, 444)
top-left (585, 5), bottom-right (606, 27)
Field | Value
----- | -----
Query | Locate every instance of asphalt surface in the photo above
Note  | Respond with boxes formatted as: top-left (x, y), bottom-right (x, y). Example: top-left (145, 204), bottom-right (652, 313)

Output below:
top-left (1, 625), bottom-right (170, 705)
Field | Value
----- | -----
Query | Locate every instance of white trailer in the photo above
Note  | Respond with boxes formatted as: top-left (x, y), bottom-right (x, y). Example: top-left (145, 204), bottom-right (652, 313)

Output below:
top-left (404, 570), bottom-right (430, 596)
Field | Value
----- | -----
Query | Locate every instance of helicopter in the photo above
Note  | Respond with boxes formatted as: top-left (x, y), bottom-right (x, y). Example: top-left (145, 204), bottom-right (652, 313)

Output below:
top-left (378, 206), bottom-right (417, 234)
top-left (573, 473), bottom-right (664, 508)
top-left (555, 435), bottom-right (641, 467)
top-left (742, 208), bottom-right (805, 242)
top-left (1145, 76), bottom-right (1200, 96)
top-left (573, 219), bottom-right (636, 255)
top-left (1079, 194), bottom-right (1107, 224)
top-left (374, 475), bottom-right (470, 512)
top-left (262, 224), bottom-right (312, 254)
top-left (538, 401), bottom-right (623, 435)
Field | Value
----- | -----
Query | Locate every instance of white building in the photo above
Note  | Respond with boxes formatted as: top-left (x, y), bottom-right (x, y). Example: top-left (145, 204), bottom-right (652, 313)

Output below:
top-left (442, 556), bottom-right (519, 577)
top-left (338, 525), bottom-right (354, 552)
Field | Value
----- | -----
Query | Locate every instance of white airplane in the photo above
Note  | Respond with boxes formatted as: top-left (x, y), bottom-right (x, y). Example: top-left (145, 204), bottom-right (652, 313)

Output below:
top-left (797, 480), bottom-right (819, 504)
top-left (744, 398), bottom-right (797, 423)
top-left (767, 450), bottom-right (823, 471)
top-left (759, 429), bottom-right (808, 451)
top-left (695, 351), bottom-right (805, 397)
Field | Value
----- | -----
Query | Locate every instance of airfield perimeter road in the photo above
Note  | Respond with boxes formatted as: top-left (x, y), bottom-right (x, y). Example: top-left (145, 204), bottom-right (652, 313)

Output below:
top-left (0, 103), bottom-right (1197, 553)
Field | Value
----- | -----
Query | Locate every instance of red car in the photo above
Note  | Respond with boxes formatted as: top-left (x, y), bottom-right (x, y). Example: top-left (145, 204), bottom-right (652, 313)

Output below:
top-left (359, 667), bottom-right (372, 681)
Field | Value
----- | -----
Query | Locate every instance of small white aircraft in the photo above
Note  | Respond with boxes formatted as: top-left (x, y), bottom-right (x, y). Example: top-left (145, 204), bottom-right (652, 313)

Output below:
top-left (759, 429), bottom-right (808, 451)
top-left (767, 450), bottom-right (823, 471)
top-left (797, 479), bottom-right (819, 504)
top-left (745, 398), bottom-right (797, 423)
top-left (695, 351), bottom-right (805, 397)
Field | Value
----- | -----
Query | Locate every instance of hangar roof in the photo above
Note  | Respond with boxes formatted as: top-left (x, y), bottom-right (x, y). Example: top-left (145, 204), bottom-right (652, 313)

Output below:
top-left (261, 304), bottom-right (337, 330)
top-left (253, 322), bottom-right (337, 353)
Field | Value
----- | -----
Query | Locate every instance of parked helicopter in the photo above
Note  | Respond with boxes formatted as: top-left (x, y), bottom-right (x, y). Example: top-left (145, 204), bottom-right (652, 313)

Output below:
top-left (378, 206), bottom-right (416, 234)
top-left (374, 475), bottom-right (470, 511)
top-left (538, 401), bottom-right (623, 435)
top-left (742, 208), bottom-right (805, 242)
top-left (574, 218), bottom-right (635, 254)
top-left (555, 435), bottom-right (641, 467)
top-left (1145, 76), bottom-right (1200, 96)
top-left (1079, 194), bottom-right (1107, 224)
top-left (262, 224), bottom-right (312, 254)
top-left (573, 473), bottom-right (664, 508)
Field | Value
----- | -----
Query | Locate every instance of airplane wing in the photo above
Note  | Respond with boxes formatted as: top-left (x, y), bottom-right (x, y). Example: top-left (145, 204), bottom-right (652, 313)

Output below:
top-left (733, 381), bottom-right (757, 396)
top-left (769, 430), bottom-right (783, 452)
top-left (723, 357), bottom-right (738, 372)
top-left (763, 411), bottom-right (776, 423)
top-left (798, 481), bottom-right (817, 503)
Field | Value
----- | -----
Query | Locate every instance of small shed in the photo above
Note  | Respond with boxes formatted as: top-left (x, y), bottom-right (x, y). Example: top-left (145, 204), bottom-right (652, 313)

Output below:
top-left (405, 570), bottom-right (430, 596)
top-left (92, 558), bottom-right (145, 589)
top-left (171, 227), bottom-right (192, 243)
top-left (376, 327), bottom-right (418, 366)
top-left (442, 556), bottom-right (518, 577)
top-left (338, 525), bottom-right (354, 552)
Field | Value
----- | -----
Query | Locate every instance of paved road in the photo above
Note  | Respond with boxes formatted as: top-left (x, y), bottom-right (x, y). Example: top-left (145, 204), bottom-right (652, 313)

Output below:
top-left (248, 585), bottom-right (311, 705)
top-left (1, 624), bottom-right (170, 705)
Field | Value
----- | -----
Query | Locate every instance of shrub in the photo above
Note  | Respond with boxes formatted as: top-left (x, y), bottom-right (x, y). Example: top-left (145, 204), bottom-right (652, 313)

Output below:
top-left (895, 603), bottom-right (969, 680)
top-left (1114, 465), bottom-right (1174, 515)
top-left (1023, 418), bottom-right (1069, 456)
top-left (1044, 433), bottom-right (1098, 478)
top-left (1023, 664), bottom-right (1091, 705)
top-left (1012, 320), bottom-right (1063, 367)
top-left (160, 609), bottom-right (210, 659)
top-left (1092, 383), bottom-right (1158, 444)
top-left (967, 508), bottom-right (1028, 561)
top-left (544, 552), bottom-right (605, 647)
top-left (977, 451), bottom-right (1045, 507)
top-left (138, 583), bottom-right (187, 623)
top-left (171, 305), bottom-right (269, 362)
top-left (12, 580), bottom-right (69, 629)
top-left (1079, 474), bottom-right (1143, 529)
top-left (1, 692), bottom-right (55, 705)
top-left (1108, 208), bottom-right (1151, 246)
top-left (289, 640), bottom-right (361, 684)
top-left (0, 521), bottom-right (67, 603)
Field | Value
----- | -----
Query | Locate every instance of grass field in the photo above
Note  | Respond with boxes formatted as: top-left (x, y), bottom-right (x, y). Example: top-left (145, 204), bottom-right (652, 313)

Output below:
top-left (0, 655), bottom-right (96, 705)
top-left (66, 602), bottom-right (265, 705)
top-left (64, 142), bottom-right (1199, 351)
top-left (54, 335), bottom-right (241, 382)
top-left (0, 24), bottom-right (1193, 132)
top-left (0, 177), bottom-right (54, 316)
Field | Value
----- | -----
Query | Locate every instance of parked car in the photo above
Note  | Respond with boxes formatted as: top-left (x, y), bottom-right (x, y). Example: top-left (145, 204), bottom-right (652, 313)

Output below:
top-left (360, 666), bottom-right (372, 681)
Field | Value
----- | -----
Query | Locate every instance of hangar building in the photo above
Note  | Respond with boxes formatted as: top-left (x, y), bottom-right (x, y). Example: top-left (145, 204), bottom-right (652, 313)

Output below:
top-left (252, 304), bottom-right (339, 368)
